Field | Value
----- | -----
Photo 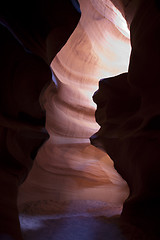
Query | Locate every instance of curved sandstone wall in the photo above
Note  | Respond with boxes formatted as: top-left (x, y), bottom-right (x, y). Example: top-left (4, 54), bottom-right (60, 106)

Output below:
top-left (18, 0), bottom-right (131, 211)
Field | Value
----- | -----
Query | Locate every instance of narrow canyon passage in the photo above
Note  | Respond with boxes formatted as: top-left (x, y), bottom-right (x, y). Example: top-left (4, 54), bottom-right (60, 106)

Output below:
top-left (18, 0), bottom-right (130, 212)
top-left (8, 0), bottom-right (160, 239)
top-left (17, 1), bottom-right (132, 239)
top-left (18, 0), bottom-right (131, 240)
top-left (2, 0), bottom-right (160, 239)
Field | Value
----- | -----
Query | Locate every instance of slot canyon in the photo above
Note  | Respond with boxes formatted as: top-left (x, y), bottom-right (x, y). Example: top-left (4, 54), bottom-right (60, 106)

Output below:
top-left (0, 0), bottom-right (160, 239)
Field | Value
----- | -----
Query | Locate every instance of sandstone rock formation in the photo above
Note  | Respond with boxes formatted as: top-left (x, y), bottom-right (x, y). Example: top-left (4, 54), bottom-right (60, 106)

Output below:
top-left (18, 0), bottom-right (131, 208)
top-left (91, 0), bottom-right (160, 238)
top-left (1, 0), bottom-right (160, 239)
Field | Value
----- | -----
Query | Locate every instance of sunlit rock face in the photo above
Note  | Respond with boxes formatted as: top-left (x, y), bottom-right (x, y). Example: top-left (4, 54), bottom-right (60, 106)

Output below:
top-left (18, 0), bottom-right (131, 212)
